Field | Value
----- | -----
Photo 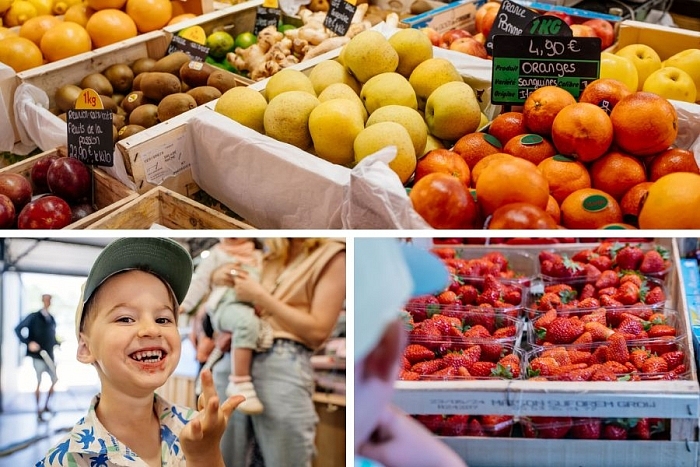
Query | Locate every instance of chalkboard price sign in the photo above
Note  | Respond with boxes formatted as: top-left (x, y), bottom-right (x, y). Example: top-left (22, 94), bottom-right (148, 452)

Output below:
top-left (167, 35), bottom-right (210, 62)
top-left (484, 0), bottom-right (539, 55)
top-left (324, 0), bottom-right (356, 36)
top-left (491, 34), bottom-right (601, 105)
top-left (254, 6), bottom-right (281, 35)
top-left (67, 89), bottom-right (114, 166)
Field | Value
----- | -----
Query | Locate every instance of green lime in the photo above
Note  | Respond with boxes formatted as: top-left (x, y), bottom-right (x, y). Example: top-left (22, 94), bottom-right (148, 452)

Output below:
top-left (234, 31), bottom-right (257, 50)
top-left (205, 55), bottom-right (238, 73)
top-left (206, 31), bottom-right (235, 60)
top-left (278, 23), bottom-right (296, 33)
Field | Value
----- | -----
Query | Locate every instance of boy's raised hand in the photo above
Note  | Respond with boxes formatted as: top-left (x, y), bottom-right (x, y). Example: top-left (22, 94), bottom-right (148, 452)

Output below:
top-left (180, 369), bottom-right (245, 467)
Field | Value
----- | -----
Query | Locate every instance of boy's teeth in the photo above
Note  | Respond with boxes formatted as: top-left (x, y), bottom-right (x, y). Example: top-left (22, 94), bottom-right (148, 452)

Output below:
top-left (131, 350), bottom-right (164, 362)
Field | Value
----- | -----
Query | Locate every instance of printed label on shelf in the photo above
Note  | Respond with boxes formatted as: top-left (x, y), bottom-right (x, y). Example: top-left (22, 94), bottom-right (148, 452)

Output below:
top-left (142, 132), bottom-right (189, 185)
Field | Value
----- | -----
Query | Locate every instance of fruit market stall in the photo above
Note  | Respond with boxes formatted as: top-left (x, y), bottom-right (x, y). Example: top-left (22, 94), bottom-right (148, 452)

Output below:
top-left (388, 238), bottom-right (700, 467)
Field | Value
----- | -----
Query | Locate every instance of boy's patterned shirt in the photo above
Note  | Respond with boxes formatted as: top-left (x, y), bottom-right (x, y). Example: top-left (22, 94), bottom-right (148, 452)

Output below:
top-left (36, 393), bottom-right (197, 467)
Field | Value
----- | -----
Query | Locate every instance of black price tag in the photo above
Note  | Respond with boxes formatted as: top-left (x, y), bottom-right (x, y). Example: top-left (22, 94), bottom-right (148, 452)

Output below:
top-left (485, 0), bottom-right (539, 56)
top-left (324, 0), bottom-right (357, 37)
top-left (167, 35), bottom-right (210, 62)
top-left (67, 109), bottom-right (114, 167)
top-left (254, 6), bottom-right (281, 35)
top-left (491, 33), bottom-right (601, 105)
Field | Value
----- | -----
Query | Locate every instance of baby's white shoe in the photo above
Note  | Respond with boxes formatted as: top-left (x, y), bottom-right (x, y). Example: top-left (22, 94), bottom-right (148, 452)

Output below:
top-left (226, 380), bottom-right (264, 415)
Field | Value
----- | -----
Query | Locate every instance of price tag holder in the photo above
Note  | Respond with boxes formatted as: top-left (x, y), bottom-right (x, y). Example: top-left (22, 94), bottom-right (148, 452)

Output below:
top-left (324, 0), bottom-right (357, 37)
top-left (167, 35), bottom-right (210, 62)
top-left (485, 0), bottom-right (539, 56)
top-left (254, 0), bottom-right (282, 35)
top-left (67, 89), bottom-right (114, 167)
top-left (491, 16), bottom-right (601, 105)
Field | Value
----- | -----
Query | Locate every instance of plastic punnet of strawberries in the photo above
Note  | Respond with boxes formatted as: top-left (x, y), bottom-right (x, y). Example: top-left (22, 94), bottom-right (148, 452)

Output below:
top-left (431, 248), bottom-right (534, 284)
top-left (414, 414), bottom-right (515, 437)
top-left (520, 416), bottom-right (670, 440)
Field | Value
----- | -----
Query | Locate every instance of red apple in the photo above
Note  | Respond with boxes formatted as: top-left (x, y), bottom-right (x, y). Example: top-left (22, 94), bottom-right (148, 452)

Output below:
top-left (70, 201), bottom-right (96, 223)
top-left (47, 157), bottom-right (92, 203)
top-left (409, 172), bottom-right (478, 229)
top-left (18, 195), bottom-right (72, 229)
top-left (449, 37), bottom-right (489, 59)
top-left (541, 11), bottom-right (573, 26)
top-left (582, 18), bottom-right (615, 49)
top-left (473, 32), bottom-right (486, 45)
top-left (476, 1), bottom-right (501, 36)
top-left (0, 173), bottom-right (32, 211)
top-left (439, 29), bottom-right (472, 48)
top-left (0, 193), bottom-right (16, 228)
top-left (30, 154), bottom-right (60, 194)
top-left (421, 27), bottom-right (441, 47)
top-left (415, 149), bottom-right (471, 186)
top-left (570, 24), bottom-right (597, 38)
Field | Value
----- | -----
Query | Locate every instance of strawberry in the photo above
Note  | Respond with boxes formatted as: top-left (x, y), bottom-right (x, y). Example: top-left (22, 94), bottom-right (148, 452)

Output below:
top-left (409, 320), bottom-right (443, 347)
top-left (581, 309), bottom-right (607, 325)
top-left (583, 263), bottom-right (603, 282)
top-left (482, 274), bottom-right (505, 294)
top-left (670, 363), bottom-right (687, 377)
top-left (595, 270), bottom-right (619, 290)
top-left (529, 416), bottom-right (572, 439)
top-left (614, 245), bottom-right (644, 270)
top-left (546, 317), bottom-right (584, 344)
top-left (629, 418), bottom-right (651, 440)
top-left (579, 283), bottom-right (597, 300)
top-left (613, 281), bottom-right (640, 305)
top-left (595, 241), bottom-right (615, 257)
top-left (432, 247), bottom-right (456, 259)
top-left (589, 254), bottom-right (612, 272)
top-left (441, 414), bottom-right (470, 436)
top-left (630, 348), bottom-right (651, 370)
top-left (497, 354), bottom-right (521, 378)
top-left (584, 322), bottom-right (615, 341)
top-left (464, 309), bottom-right (496, 334)
top-left (401, 356), bottom-right (411, 371)
top-left (431, 314), bottom-right (463, 334)
top-left (492, 325), bottom-right (517, 339)
top-left (437, 290), bottom-right (459, 305)
top-left (591, 367), bottom-right (618, 381)
top-left (443, 346), bottom-right (481, 370)
top-left (578, 297), bottom-right (600, 309)
top-left (484, 251), bottom-right (509, 272)
top-left (404, 344), bottom-right (435, 364)
top-left (602, 422), bottom-right (628, 440)
top-left (599, 295), bottom-right (625, 308)
top-left (415, 414), bottom-right (445, 433)
top-left (463, 324), bottom-right (491, 339)
top-left (405, 295), bottom-right (441, 323)
top-left (466, 418), bottom-right (486, 437)
top-left (544, 283), bottom-right (576, 295)
top-left (430, 366), bottom-right (459, 379)
top-left (647, 312), bottom-right (667, 324)
top-left (639, 249), bottom-right (666, 274)
top-left (571, 418), bottom-right (602, 439)
top-left (648, 336), bottom-right (677, 356)
top-left (619, 273), bottom-right (643, 288)
top-left (590, 345), bottom-right (609, 365)
top-left (480, 415), bottom-right (513, 437)
top-left (528, 357), bottom-right (559, 377)
top-left (647, 324), bottom-right (676, 338)
top-left (469, 361), bottom-right (497, 377)
top-left (572, 249), bottom-right (595, 263)
top-left (572, 332), bottom-right (593, 345)
top-left (477, 289), bottom-right (502, 307)
top-left (411, 359), bottom-right (447, 375)
top-left (661, 350), bottom-right (684, 370)
top-left (597, 286), bottom-right (618, 297)
top-left (399, 370), bottom-right (420, 381)
top-left (479, 339), bottom-right (505, 363)
top-left (534, 309), bottom-right (557, 330)
top-left (542, 347), bottom-right (572, 366)
top-left (503, 287), bottom-right (522, 306)
top-left (539, 250), bottom-right (560, 264)
top-left (567, 349), bottom-right (592, 365)
top-left (456, 284), bottom-right (479, 305)
top-left (540, 259), bottom-right (555, 277)
top-left (644, 286), bottom-right (666, 305)
top-left (616, 317), bottom-right (644, 336)
top-left (641, 356), bottom-right (668, 374)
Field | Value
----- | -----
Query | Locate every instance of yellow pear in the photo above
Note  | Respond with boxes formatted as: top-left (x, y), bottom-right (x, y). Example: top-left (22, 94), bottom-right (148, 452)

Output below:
top-left (308, 59), bottom-right (361, 96)
top-left (424, 81), bottom-right (481, 142)
top-left (264, 68), bottom-right (316, 101)
top-left (354, 121), bottom-right (417, 184)
top-left (263, 91), bottom-right (321, 150)
top-left (615, 44), bottom-right (661, 91)
top-left (343, 30), bottom-right (399, 83)
top-left (643, 66), bottom-right (697, 103)
top-left (388, 27), bottom-right (433, 78)
top-left (421, 134), bottom-right (445, 158)
top-left (366, 105), bottom-right (427, 157)
top-left (663, 49), bottom-right (700, 99)
top-left (308, 98), bottom-right (364, 166)
top-left (600, 52), bottom-right (638, 93)
top-left (318, 83), bottom-right (367, 122)
top-left (360, 72), bottom-right (417, 114)
top-left (409, 57), bottom-right (463, 110)
top-left (215, 87), bottom-right (267, 134)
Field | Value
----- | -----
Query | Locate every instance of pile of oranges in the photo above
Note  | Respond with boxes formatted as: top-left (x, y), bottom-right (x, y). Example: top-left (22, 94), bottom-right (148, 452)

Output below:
top-left (0, 0), bottom-right (191, 73)
top-left (410, 79), bottom-right (700, 230)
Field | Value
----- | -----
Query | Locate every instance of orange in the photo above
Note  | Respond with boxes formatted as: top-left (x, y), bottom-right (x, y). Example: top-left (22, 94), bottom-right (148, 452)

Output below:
top-left (18, 14), bottom-right (61, 46)
top-left (589, 150), bottom-right (647, 201)
top-left (471, 152), bottom-right (515, 187)
top-left (452, 132), bottom-right (502, 170)
top-left (40, 22), bottom-right (91, 62)
top-left (167, 13), bottom-right (196, 25)
top-left (620, 181), bottom-right (653, 224)
top-left (638, 172), bottom-right (700, 229)
top-left (545, 195), bottom-right (561, 225)
top-left (537, 156), bottom-right (591, 204)
top-left (0, 36), bottom-right (44, 72)
top-left (551, 102), bottom-right (613, 163)
top-left (475, 157), bottom-right (550, 216)
top-left (599, 223), bottom-right (638, 230)
top-left (126, 0), bottom-right (172, 33)
top-left (63, 3), bottom-right (93, 27)
top-left (503, 133), bottom-right (556, 165)
top-left (86, 9), bottom-right (137, 48)
top-left (648, 148), bottom-right (700, 181)
top-left (86, 0), bottom-right (126, 10)
top-left (610, 92), bottom-right (678, 157)
top-left (170, 0), bottom-right (188, 17)
top-left (0, 27), bottom-right (18, 40)
top-left (488, 202), bottom-right (559, 229)
top-left (578, 78), bottom-right (632, 114)
top-left (560, 188), bottom-right (622, 229)
top-left (522, 86), bottom-right (576, 137)
top-left (488, 111), bottom-right (527, 146)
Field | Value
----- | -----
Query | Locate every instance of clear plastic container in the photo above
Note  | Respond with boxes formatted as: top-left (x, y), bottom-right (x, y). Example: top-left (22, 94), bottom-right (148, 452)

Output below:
top-left (519, 416), bottom-right (671, 440)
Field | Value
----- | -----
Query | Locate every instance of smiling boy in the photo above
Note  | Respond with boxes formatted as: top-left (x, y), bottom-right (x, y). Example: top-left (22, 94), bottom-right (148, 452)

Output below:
top-left (37, 237), bottom-right (244, 467)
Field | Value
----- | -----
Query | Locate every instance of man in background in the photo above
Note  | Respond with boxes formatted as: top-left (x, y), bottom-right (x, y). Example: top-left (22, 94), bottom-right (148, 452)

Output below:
top-left (15, 293), bottom-right (59, 421)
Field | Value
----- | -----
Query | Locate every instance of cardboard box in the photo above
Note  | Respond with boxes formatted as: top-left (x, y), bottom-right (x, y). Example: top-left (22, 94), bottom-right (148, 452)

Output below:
top-left (87, 185), bottom-right (254, 229)
top-left (0, 147), bottom-right (139, 229)
top-left (402, 0), bottom-right (483, 33)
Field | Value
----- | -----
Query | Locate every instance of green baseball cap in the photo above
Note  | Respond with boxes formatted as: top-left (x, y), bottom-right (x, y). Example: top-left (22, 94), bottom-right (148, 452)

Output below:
top-left (75, 237), bottom-right (193, 337)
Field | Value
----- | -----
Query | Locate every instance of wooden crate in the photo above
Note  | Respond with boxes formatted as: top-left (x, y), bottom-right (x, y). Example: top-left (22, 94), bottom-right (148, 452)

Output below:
top-left (87, 185), bottom-right (254, 229)
top-left (164, 0), bottom-right (261, 42)
top-left (606, 20), bottom-right (700, 60)
top-left (0, 147), bottom-right (138, 229)
top-left (391, 239), bottom-right (700, 467)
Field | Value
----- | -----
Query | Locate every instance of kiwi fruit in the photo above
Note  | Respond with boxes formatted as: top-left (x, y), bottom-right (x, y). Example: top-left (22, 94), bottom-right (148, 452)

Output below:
top-left (103, 63), bottom-right (134, 94)
top-left (121, 91), bottom-right (148, 114)
top-left (99, 95), bottom-right (118, 113)
top-left (131, 57), bottom-right (157, 75)
top-left (153, 51), bottom-right (190, 78)
top-left (157, 93), bottom-right (197, 122)
top-left (128, 103), bottom-right (159, 128)
top-left (132, 73), bottom-right (144, 91)
top-left (80, 73), bottom-right (113, 97)
top-left (54, 84), bottom-right (82, 112)
top-left (112, 113), bottom-right (126, 131)
top-left (207, 70), bottom-right (238, 94)
top-left (139, 72), bottom-right (181, 102)
top-left (112, 125), bottom-right (118, 143)
top-left (117, 124), bottom-right (146, 141)
top-left (187, 86), bottom-right (221, 106)
top-left (112, 93), bottom-right (125, 107)
top-left (116, 106), bottom-right (127, 118)
top-left (179, 61), bottom-right (216, 88)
